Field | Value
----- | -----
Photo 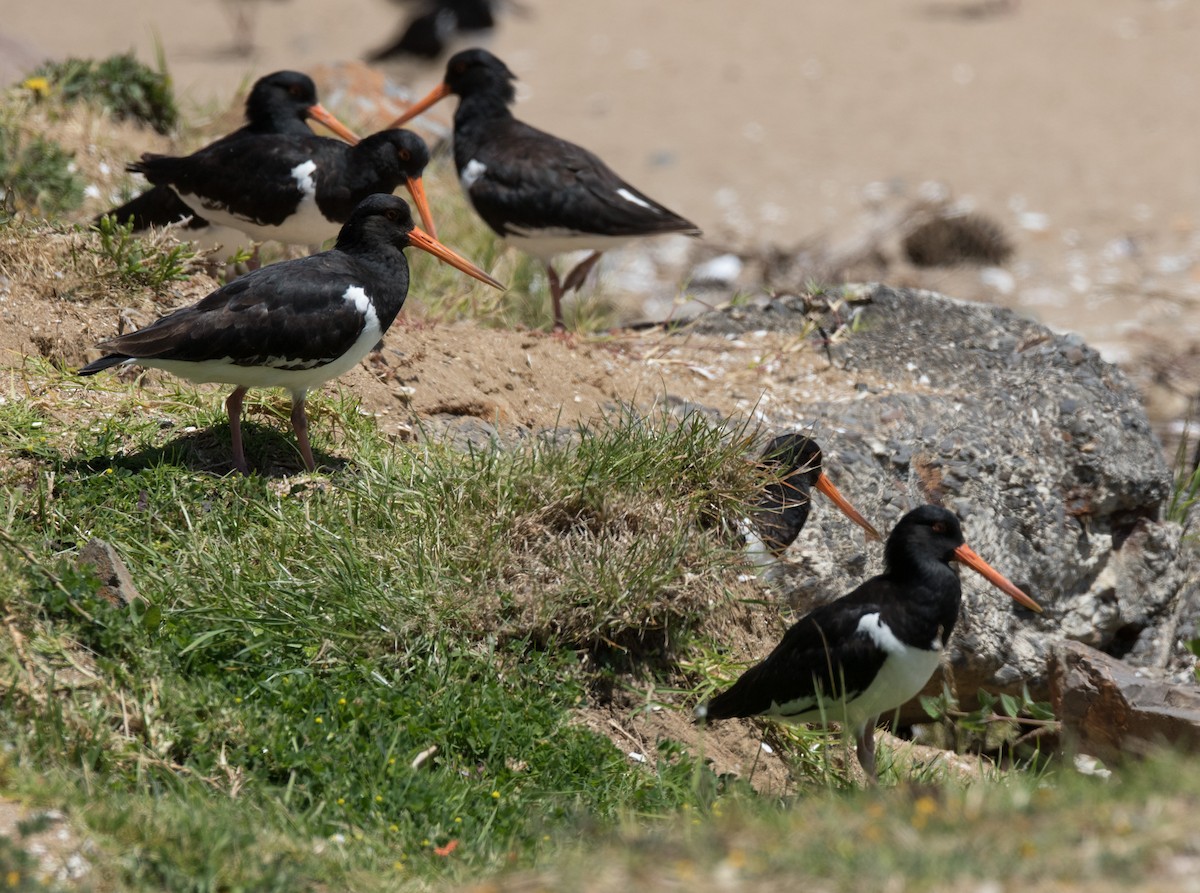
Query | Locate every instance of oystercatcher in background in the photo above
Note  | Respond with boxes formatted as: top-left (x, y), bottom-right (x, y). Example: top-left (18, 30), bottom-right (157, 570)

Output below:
top-left (126, 126), bottom-right (440, 250)
top-left (99, 71), bottom-right (361, 250)
top-left (697, 504), bottom-right (1043, 780)
top-left (745, 433), bottom-right (880, 570)
top-left (389, 48), bottom-right (702, 330)
top-left (78, 195), bottom-right (503, 474)
top-left (368, 0), bottom-right (497, 62)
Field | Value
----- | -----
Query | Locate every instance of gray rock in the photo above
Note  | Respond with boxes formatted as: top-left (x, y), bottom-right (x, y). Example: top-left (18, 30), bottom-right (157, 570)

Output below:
top-left (686, 284), bottom-right (1198, 722)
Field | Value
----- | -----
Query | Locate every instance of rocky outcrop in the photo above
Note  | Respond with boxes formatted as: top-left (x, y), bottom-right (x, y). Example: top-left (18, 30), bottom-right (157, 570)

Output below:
top-left (1050, 640), bottom-right (1200, 761)
top-left (685, 284), bottom-right (1198, 721)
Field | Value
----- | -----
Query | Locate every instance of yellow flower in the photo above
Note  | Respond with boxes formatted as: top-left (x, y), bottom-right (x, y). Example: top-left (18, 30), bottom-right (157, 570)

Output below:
top-left (337, 798), bottom-right (345, 806)
top-left (491, 790), bottom-right (500, 799)
top-left (389, 824), bottom-right (399, 833)
top-left (314, 717), bottom-right (323, 724)
top-left (6, 870), bottom-right (21, 888)
top-left (338, 698), bottom-right (347, 706)
top-left (375, 795), bottom-right (383, 803)
top-left (454, 816), bottom-right (462, 824)
top-left (22, 76), bottom-right (50, 97)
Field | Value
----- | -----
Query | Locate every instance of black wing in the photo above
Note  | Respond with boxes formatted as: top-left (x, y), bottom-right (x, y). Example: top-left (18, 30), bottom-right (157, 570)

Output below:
top-left (92, 252), bottom-right (381, 369)
top-left (464, 120), bottom-right (701, 239)
top-left (132, 135), bottom-right (349, 228)
top-left (703, 578), bottom-right (908, 720)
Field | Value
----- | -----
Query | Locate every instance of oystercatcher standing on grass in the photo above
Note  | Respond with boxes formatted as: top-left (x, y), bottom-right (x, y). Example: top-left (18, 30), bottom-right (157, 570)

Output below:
top-left (388, 48), bottom-right (702, 330)
top-left (697, 504), bottom-right (1043, 781)
top-left (99, 71), bottom-right (363, 245)
top-left (745, 433), bottom-right (880, 570)
top-left (78, 195), bottom-right (504, 474)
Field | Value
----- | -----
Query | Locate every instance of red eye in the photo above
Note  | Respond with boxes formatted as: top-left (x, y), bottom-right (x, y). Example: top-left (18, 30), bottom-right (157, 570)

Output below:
top-left (931, 522), bottom-right (946, 534)
top-left (385, 209), bottom-right (399, 221)
top-left (399, 149), bottom-right (411, 161)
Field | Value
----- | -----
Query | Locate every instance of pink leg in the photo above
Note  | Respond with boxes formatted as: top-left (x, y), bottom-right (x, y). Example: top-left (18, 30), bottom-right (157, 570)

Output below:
top-left (225, 387), bottom-right (250, 475)
top-left (855, 722), bottom-right (879, 784)
top-left (545, 264), bottom-right (567, 331)
top-left (290, 393), bottom-right (316, 472)
top-left (562, 250), bottom-right (603, 293)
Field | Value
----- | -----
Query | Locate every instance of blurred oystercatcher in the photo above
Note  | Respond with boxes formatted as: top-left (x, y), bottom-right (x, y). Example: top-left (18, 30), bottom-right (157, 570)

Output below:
top-left (697, 504), bottom-right (1043, 780)
top-left (99, 71), bottom-right (362, 248)
top-left (368, 0), bottom-right (496, 62)
top-left (78, 195), bottom-right (503, 474)
top-left (389, 48), bottom-right (701, 330)
top-left (745, 433), bottom-right (880, 570)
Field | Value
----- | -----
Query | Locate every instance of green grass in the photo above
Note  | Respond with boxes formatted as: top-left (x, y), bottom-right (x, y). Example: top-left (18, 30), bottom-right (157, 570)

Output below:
top-left (0, 370), bottom-right (765, 889)
top-left (28, 53), bottom-right (179, 135)
top-left (1, 361), bottom-right (1197, 890)
top-left (0, 102), bottom-right (85, 217)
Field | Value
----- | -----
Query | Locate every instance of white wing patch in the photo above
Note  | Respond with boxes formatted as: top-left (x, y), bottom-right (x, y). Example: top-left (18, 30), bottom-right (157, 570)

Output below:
top-left (616, 187), bottom-right (653, 210)
top-left (856, 612), bottom-right (907, 654)
top-left (343, 285), bottom-right (376, 324)
top-left (461, 158), bottom-right (488, 190)
top-left (291, 160), bottom-right (318, 197)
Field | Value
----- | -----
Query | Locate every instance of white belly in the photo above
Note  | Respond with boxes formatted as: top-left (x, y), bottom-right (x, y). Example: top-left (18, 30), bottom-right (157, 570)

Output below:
top-left (501, 228), bottom-right (638, 263)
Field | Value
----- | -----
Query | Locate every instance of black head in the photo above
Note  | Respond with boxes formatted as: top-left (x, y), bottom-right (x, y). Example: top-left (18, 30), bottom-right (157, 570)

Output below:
top-left (884, 505), bottom-right (1042, 611)
top-left (335, 194), bottom-right (416, 252)
top-left (885, 505), bottom-right (965, 570)
top-left (443, 48), bottom-right (517, 103)
top-left (760, 434), bottom-right (823, 488)
top-left (244, 71), bottom-right (320, 124)
top-left (335, 194), bottom-right (504, 290)
top-left (359, 129), bottom-right (432, 178)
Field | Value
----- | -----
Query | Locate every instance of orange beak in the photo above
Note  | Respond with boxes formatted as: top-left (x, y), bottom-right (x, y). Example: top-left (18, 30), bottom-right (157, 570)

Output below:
top-left (388, 82), bottom-right (453, 129)
top-left (406, 225), bottom-right (505, 291)
top-left (814, 472), bottom-right (881, 541)
top-left (306, 103), bottom-right (361, 145)
top-left (405, 175), bottom-right (437, 240)
top-left (953, 544), bottom-right (1043, 613)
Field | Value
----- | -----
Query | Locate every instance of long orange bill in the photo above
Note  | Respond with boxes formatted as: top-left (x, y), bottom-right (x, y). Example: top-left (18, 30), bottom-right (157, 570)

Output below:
top-left (814, 472), bottom-right (881, 541)
top-left (307, 103), bottom-right (361, 145)
top-left (405, 176), bottom-right (437, 240)
top-left (388, 82), bottom-right (453, 129)
top-left (953, 543), bottom-right (1043, 613)
top-left (406, 226), bottom-right (505, 291)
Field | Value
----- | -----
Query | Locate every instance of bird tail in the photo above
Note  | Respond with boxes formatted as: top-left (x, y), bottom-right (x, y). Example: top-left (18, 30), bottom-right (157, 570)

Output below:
top-left (94, 185), bottom-right (204, 231)
top-left (77, 354), bottom-right (132, 376)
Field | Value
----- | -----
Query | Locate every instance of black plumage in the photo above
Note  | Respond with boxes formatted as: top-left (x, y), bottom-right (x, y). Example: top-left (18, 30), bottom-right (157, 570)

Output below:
top-left (390, 48), bottom-right (701, 329)
top-left (698, 504), bottom-right (1042, 780)
top-left (750, 433), bottom-right (879, 562)
top-left (368, 0), bottom-right (496, 62)
top-left (79, 194), bottom-right (503, 474)
top-left (129, 127), bottom-right (437, 246)
top-left (98, 71), bottom-right (360, 238)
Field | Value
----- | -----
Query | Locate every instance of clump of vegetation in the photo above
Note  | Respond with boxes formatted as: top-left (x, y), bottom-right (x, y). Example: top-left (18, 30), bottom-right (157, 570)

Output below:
top-left (903, 210), bottom-right (1014, 267)
top-left (91, 214), bottom-right (196, 290)
top-left (0, 106), bottom-right (84, 216)
top-left (29, 53), bottom-right (178, 135)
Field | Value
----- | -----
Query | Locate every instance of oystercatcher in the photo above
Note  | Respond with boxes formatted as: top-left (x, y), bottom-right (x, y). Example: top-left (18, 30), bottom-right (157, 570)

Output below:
top-left (99, 70), bottom-right (362, 247)
top-left (368, 0), bottom-right (496, 62)
top-left (78, 195), bottom-right (503, 474)
top-left (126, 127), bottom-right (439, 249)
top-left (745, 433), bottom-right (880, 570)
top-left (696, 504), bottom-right (1043, 780)
top-left (388, 47), bottom-right (702, 330)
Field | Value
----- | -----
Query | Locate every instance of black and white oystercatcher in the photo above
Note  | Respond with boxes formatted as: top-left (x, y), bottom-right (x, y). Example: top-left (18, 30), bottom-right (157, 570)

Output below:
top-left (746, 433), bottom-right (880, 569)
top-left (78, 194), bottom-right (504, 474)
top-left (126, 127), bottom-right (439, 249)
top-left (99, 71), bottom-right (362, 245)
top-left (697, 504), bottom-right (1043, 780)
top-left (389, 48), bottom-right (702, 329)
